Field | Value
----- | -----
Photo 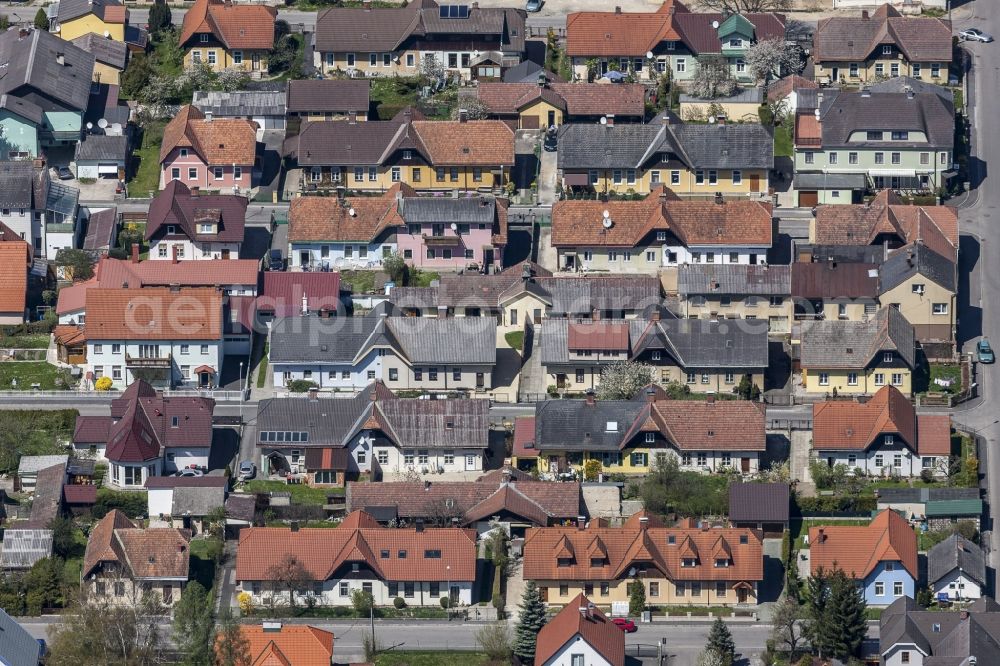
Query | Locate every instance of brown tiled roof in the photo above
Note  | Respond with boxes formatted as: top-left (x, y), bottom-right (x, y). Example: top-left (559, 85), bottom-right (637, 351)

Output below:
top-left (85, 287), bottom-right (222, 341)
top-left (551, 187), bottom-right (772, 248)
top-left (144, 476), bottom-right (228, 489)
top-left (55, 278), bottom-right (97, 315)
top-left (259, 272), bottom-right (343, 318)
top-left (52, 324), bottom-right (86, 347)
top-left (814, 5), bottom-right (952, 63)
top-left (814, 191), bottom-right (958, 261)
top-left (536, 594), bottom-right (625, 666)
top-left (287, 184), bottom-right (407, 243)
top-left (113, 527), bottom-right (191, 579)
top-left (227, 625), bottom-right (334, 666)
top-left (96, 257), bottom-right (258, 289)
top-left (477, 83), bottom-right (646, 117)
top-left (523, 510), bottom-right (763, 582)
top-left (411, 120), bottom-right (514, 166)
top-left (513, 416), bottom-right (537, 457)
top-left (728, 482), bottom-right (789, 524)
top-left (809, 509), bottom-right (917, 580)
top-left (235, 510), bottom-right (477, 582)
top-left (767, 75), bottom-right (819, 103)
top-left (63, 484), bottom-right (97, 505)
top-left (145, 180), bottom-right (247, 244)
top-left (0, 241), bottom-right (30, 315)
top-left (73, 415), bottom-right (112, 444)
top-left (0, 221), bottom-right (21, 242)
top-left (160, 105), bottom-right (257, 165)
top-left (791, 262), bottom-right (879, 299)
top-left (568, 321), bottom-right (629, 351)
top-left (647, 400), bottom-right (767, 452)
top-left (180, 0), bottom-right (276, 49)
top-left (286, 79), bottom-right (370, 114)
top-left (83, 509), bottom-right (135, 577)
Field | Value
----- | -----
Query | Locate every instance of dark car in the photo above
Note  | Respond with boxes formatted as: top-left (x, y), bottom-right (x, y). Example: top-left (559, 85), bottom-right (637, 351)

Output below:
top-left (543, 129), bottom-right (557, 152)
top-left (612, 618), bottom-right (637, 633)
top-left (268, 249), bottom-right (285, 271)
top-left (56, 166), bottom-right (74, 180)
top-left (525, 0), bottom-right (542, 11)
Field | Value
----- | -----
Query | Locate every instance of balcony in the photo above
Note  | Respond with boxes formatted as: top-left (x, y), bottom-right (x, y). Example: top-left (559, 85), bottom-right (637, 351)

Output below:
top-left (125, 354), bottom-right (173, 368)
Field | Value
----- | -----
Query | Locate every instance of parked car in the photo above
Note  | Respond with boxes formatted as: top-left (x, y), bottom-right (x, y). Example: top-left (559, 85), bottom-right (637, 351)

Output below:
top-left (175, 468), bottom-right (204, 478)
top-left (268, 248), bottom-right (285, 271)
top-left (525, 0), bottom-right (542, 11)
top-left (960, 28), bottom-right (993, 42)
top-left (56, 166), bottom-right (74, 180)
top-left (239, 461), bottom-right (256, 481)
top-left (978, 338), bottom-right (995, 364)
top-left (612, 618), bottom-right (637, 633)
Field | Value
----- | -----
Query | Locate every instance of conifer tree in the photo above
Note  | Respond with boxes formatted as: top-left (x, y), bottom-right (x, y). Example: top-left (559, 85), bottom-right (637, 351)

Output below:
top-left (513, 581), bottom-right (547, 662)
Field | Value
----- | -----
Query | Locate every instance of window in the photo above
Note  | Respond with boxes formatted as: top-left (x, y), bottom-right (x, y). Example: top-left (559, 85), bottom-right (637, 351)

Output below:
top-left (804, 152), bottom-right (814, 165)
top-left (930, 302), bottom-right (949, 316)
top-left (354, 167), bottom-right (364, 182)
top-left (339, 582), bottom-right (349, 596)
top-left (729, 169), bottom-right (742, 186)
top-left (612, 169), bottom-right (623, 185)
top-left (894, 581), bottom-right (904, 596)
top-left (901, 652), bottom-right (910, 664)
top-left (675, 58), bottom-right (686, 73)
top-left (697, 453), bottom-right (707, 466)
top-left (370, 53), bottom-right (378, 66)
top-left (383, 53), bottom-right (392, 67)
top-left (875, 454), bottom-right (884, 468)
top-left (931, 63), bottom-right (941, 78)
top-left (670, 170), bottom-right (680, 185)
top-left (406, 53), bottom-right (415, 67)
top-left (875, 582), bottom-right (885, 596)
top-left (696, 170), bottom-right (705, 184)
top-left (192, 50), bottom-right (202, 63)
top-left (847, 372), bottom-right (858, 386)
top-left (357, 450), bottom-right (367, 465)
top-left (883, 351), bottom-right (894, 363)
top-left (188, 167), bottom-right (198, 180)
top-left (875, 152), bottom-right (885, 165)
top-left (112, 366), bottom-right (122, 380)
top-left (725, 372), bottom-right (735, 384)
top-left (233, 51), bottom-right (243, 65)
top-left (180, 344), bottom-right (189, 355)
top-left (412, 167), bottom-right (421, 182)
top-left (736, 58), bottom-right (745, 73)
top-left (391, 167), bottom-right (401, 182)
top-left (418, 450), bottom-right (429, 465)
top-left (686, 372), bottom-right (696, 384)
top-left (650, 170), bottom-right (661, 184)
top-left (450, 167), bottom-right (459, 182)
top-left (377, 450), bottom-right (389, 465)
top-left (201, 344), bottom-right (209, 354)
top-left (631, 452), bottom-right (647, 467)
top-left (404, 450), bottom-right (415, 465)
top-left (207, 51), bottom-right (217, 65)
top-left (114, 581), bottom-right (126, 597)
top-left (875, 63), bottom-right (884, 76)
top-left (819, 373), bottom-right (829, 386)
top-left (920, 152), bottom-right (930, 165)
top-left (891, 152), bottom-right (901, 165)
top-left (367, 370), bottom-right (376, 380)
top-left (875, 373), bottom-right (886, 386)
top-left (892, 373), bottom-right (904, 386)
top-left (368, 167), bottom-right (378, 182)
top-left (94, 344), bottom-right (103, 354)
top-left (404, 582), bottom-right (414, 598)
top-left (213, 167), bottom-right (223, 180)
top-left (829, 152), bottom-right (838, 165)
top-left (708, 170), bottom-right (717, 186)
top-left (848, 152), bottom-right (858, 165)
top-left (111, 344), bottom-right (120, 354)
top-left (171, 167), bottom-right (181, 181)
top-left (575, 369), bottom-right (585, 384)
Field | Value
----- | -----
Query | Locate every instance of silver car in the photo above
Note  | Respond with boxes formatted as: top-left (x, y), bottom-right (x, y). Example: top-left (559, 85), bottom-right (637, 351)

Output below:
top-left (960, 28), bottom-right (993, 43)
top-left (238, 460), bottom-right (256, 480)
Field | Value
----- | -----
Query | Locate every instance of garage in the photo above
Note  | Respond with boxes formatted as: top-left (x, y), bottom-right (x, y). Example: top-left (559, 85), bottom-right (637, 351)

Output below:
top-left (797, 190), bottom-right (818, 207)
top-left (74, 135), bottom-right (128, 181)
top-left (97, 163), bottom-right (119, 177)
top-left (520, 115), bottom-right (540, 130)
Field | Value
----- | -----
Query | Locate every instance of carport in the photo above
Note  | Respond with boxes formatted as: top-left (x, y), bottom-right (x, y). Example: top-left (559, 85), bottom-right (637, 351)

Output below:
top-left (74, 134), bottom-right (128, 180)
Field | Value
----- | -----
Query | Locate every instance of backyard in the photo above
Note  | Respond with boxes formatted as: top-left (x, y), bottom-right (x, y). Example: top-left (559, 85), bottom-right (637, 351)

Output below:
top-left (375, 652), bottom-right (487, 666)
top-left (0, 362), bottom-right (75, 391)
top-left (129, 120), bottom-right (167, 199)
top-left (0, 409), bottom-right (78, 474)
top-left (241, 480), bottom-right (343, 506)
top-left (0, 333), bottom-right (51, 349)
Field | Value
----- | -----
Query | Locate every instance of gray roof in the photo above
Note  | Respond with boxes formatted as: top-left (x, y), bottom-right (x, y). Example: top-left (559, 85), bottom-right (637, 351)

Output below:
top-left (0, 94), bottom-right (44, 125)
top-left (729, 482), bottom-right (790, 523)
top-left (0, 608), bottom-right (42, 666)
top-left (669, 123), bottom-right (774, 170)
top-left (557, 124), bottom-right (661, 170)
top-left (269, 313), bottom-right (496, 366)
top-left (534, 399), bottom-right (644, 452)
top-left (796, 243), bottom-right (888, 264)
top-left (70, 33), bottom-right (128, 70)
top-left (0, 161), bottom-right (36, 209)
top-left (539, 277), bottom-right (662, 316)
top-left (879, 242), bottom-right (957, 293)
top-left (83, 206), bottom-right (117, 250)
top-left (816, 90), bottom-right (954, 150)
top-left (257, 390), bottom-right (377, 445)
top-left (868, 77), bottom-right (954, 105)
top-left (400, 196), bottom-right (496, 224)
top-left (680, 87), bottom-right (763, 105)
top-left (58, 0), bottom-right (122, 23)
top-left (0, 529), bottom-right (53, 569)
top-left (171, 485), bottom-right (226, 517)
top-left (18, 454), bottom-right (70, 475)
top-left (927, 534), bottom-right (986, 587)
top-left (800, 306), bottom-right (916, 369)
top-left (880, 597), bottom-right (1000, 663)
top-left (877, 487), bottom-right (980, 504)
top-left (286, 79), bottom-right (370, 114)
top-left (503, 60), bottom-right (558, 84)
top-left (793, 172), bottom-right (867, 189)
top-left (75, 134), bottom-right (128, 162)
top-left (0, 29), bottom-right (95, 113)
top-left (192, 89), bottom-right (287, 117)
top-left (47, 181), bottom-right (80, 218)
top-left (677, 264), bottom-right (791, 297)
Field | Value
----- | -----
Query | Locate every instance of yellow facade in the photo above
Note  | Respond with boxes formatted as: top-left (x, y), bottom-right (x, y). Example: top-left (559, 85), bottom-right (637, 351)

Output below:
top-left (319, 51), bottom-right (416, 77)
top-left (537, 578), bottom-right (754, 607)
top-left (92, 60), bottom-right (121, 85)
top-left (566, 167), bottom-right (768, 197)
top-left (518, 100), bottom-right (564, 129)
top-left (881, 279), bottom-right (956, 343)
top-left (299, 112), bottom-right (368, 123)
top-left (184, 48), bottom-right (269, 73)
top-left (802, 368), bottom-right (913, 396)
top-left (679, 101), bottom-right (762, 123)
top-left (682, 297), bottom-right (792, 334)
top-left (547, 365), bottom-right (763, 396)
top-left (59, 15), bottom-right (125, 43)
top-left (305, 164), bottom-right (506, 193)
top-left (814, 60), bottom-right (948, 85)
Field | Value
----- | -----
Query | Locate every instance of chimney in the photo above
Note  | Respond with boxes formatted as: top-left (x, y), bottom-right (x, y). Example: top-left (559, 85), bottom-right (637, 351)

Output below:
top-left (591, 307), bottom-right (600, 321)
top-left (130, 243), bottom-right (139, 263)
top-left (501, 468), bottom-right (512, 484)
top-left (605, 114), bottom-right (614, 126)
top-left (521, 263), bottom-right (532, 280)
top-left (668, 4), bottom-right (675, 14)
top-left (424, 480), bottom-right (431, 491)
top-left (906, 88), bottom-right (915, 100)
top-left (204, 110), bottom-right (213, 122)
top-left (308, 386), bottom-right (318, 401)
top-left (861, 9), bottom-right (869, 18)
top-left (645, 387), bottom-right (656, 403)
top-left (458, 109), bottom-right (469, 123)
top-left (860, 87), bottom-right (871, 98)
top-left (714, 192), bottom-right (724, 205)
top-left (577, 515), bottom-right (586, 530)
top-left (301, 292), bottom-right (309, 315)
top-left (639, 515), bottom-right (649, 530)
top-left (717, 116), bottom-right (725, 126)
top-left (585, 388), bottom-right (596, 406)
top-left (816, 528), bottom-right (824, 543)
top-left (707, 394), bottom-right (715, 404)
top-left (56, 53), bottom-right (65, 66)
top-left (415, 519), bottom-right (424, 532)
top-left (472, 0), bottom-right (478, 6)
top-left (614, 5), bottom-right (621, 12)
top-left (172, 245), bottom-right (179, 264)
top-left (290, 521), bottom-right (299, 532)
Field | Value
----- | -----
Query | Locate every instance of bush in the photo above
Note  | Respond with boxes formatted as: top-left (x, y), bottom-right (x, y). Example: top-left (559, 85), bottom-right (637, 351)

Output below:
top-left (94, 376), bottom-right (114, 391)
top-left (393, 597), bottom-right (406, 609)
top-left (491, 566), bottom-right (504, 612)
top-left (287, 379), bottom-right (318, 393)
top-left (93, 488), bottom-right (147, 519)
top-left (440, 595), bottom-right (450, 608)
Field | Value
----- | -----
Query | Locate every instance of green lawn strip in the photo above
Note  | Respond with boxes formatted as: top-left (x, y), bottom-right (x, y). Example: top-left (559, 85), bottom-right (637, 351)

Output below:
top-left (375, 651), bottom-right (487, 665)
top-left (773, 123), bottom-right (793, 158)
top-left (189, 537), bottom-right (222, 590)
top-left (242, 480), bottom-right (343, 505)
top-left (504, 330), bottom-right (524, 352)
top-left (409, 270), bottom-right (440, 288)
top-left (0, 362), bottom-right (72, 390)
top-left (129, 120), bottom-right (167, 199)
top-left (0, 334), bottom-right (51, 349)
top-left (926, 363), bottom-right (962, 394)
top-left (342, 270), bottom-right (377, 295)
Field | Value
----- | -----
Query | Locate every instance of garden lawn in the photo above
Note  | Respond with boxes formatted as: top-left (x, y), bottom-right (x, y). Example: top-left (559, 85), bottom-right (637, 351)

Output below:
top-left (129, 120), bottom-right (167, 199)
top-left (189, 537), bottom-right (222, 590)
top-left (504, 330), bottom-right (524, 351)
top-left (0, 334), bottom-right (50, 349)
top-left (774, 124), bottom-right (793, 158)
top-left (0, 362), bottom-right (72, 390)
top-left (370, 77), bottom-right (422, 120)
top-left (409, 270), bottom-right (440, 288)
top-left (342, 270), bottom-right (377, 295)
top-left (242, 481), bottom-right (343, 505)
top-left (927, 363), bottom-right (962, 394)
top-left (375, 652), bottom-right (487, 666)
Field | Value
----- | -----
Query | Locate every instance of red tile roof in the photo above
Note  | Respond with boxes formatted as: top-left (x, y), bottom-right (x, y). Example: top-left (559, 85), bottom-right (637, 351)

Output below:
top-left (260, 272), bottom-right (342, 317)
top-left (180, 0), bottom-right (276, 49)
top-left (63, 484), bottom-right (97, 504)
top-left (808, 509), bottom-right (917, 580)
top-left (96, 257), bottom-right (259, 289)
top-left (83, 509), bottom-right (135, 577)
top-left (536, 594), bottom-right (625, 666)
top-left (512, 416), bottom-right (536, 458)
top-left (567, 321), bottom-right (630, 351)
top-left (73, 415), bottom-right (112, 444)
top-left (160, 105), bottom-right (257, 166)
top-left (105, 380), bottom-right (215, 463)
top-left (52, 324), bottom-right (87, 347)
top-left (84, 286), bottom-right (223, 341)
top-left (226, 625), bottom-right (334, 666)
top-left (477, 83), bottom-right (646, 117)
top-left (411, 120), bottom-right (515, 166)
top-left (287, 184), bottom-right (407, 243)
top-left (55, 278), bottom-right (97, 316)
top-left (0, 241), bottom-right (30, 315)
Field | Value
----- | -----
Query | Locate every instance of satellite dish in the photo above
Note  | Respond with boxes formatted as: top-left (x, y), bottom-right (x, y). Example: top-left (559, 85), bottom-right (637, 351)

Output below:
top-left (602, 217), bottom-right (613, 229)
top-left (85, 122), bottom-right (93, 130)
top-left (450, 222), bottom-right (458, 231)
top-left (712, 20), bottom-right (719, 28)
top-left (103, 30), bottom-right (110, 38)
top-left (599, 116), bottom-right (607, 125)
top-left (603, 210), bottom-right (610, 219)
top-left (348, 207), bottom-right (356, 217)
top-left (646, 51), bottom-right (654, 60)
top-left (708, 115), bottom-right (716, 124)
top-left (472, 50), bottom-right (480, 57)
top-left (97, 118), bottom-right (108, 129)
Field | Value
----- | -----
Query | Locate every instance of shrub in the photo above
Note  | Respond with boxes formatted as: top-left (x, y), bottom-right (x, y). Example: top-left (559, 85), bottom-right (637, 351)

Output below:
top-left (440, 595), bottom-right (451, 608)
top-left (393, 597), bottom-right (406, 609)
top-left (287, 379), bottom-right (318, 393)
top-left (93, 488), bottom-right (147, 519)
top-left (491, 566), bottom-right (504, 612)
top-left (94, 376), bottom-right (114, 391)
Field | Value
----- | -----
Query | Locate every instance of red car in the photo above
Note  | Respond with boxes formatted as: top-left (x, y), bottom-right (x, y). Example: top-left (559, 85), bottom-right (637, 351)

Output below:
top-left (612, 618), bottom-right (637, 633)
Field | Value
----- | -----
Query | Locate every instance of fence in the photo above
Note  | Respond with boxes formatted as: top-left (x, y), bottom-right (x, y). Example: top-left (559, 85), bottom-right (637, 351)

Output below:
top-left (767, 418), bottom-right (813, 430)
top-left (0, 388), bottom-right (248, 401)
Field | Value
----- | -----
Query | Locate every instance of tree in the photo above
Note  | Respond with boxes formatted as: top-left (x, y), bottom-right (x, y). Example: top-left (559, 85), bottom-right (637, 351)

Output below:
top-left (706, 617), bottom-right (735, 666)
top-left (265, 554), bottom-right (312, 608)
top-left (421, 54), bottom-right (444, 81)
top-left (744, 38), bottom-right (803, 84)
top-left (48, 517), bottom-right (77, 560)
top-left (148, 0), bottom-right (172, 35)
top-left (173, 582), bottom-right (215, 666)
top-left (55, 249), bottom-right (96, 282)
top-left (689, 55), bottom-right (738, 100)
top-left (770, 596), bottom-right (806, 659)
top-left (450, 98), bottom-right (491, 121)
top-left (273, 19), bottom-right (291, 44)
top-left (214, 608), bottom-right (251, 666)
top-left (806, 568), bottom-right (867, 660)
top-left (268, 34), bottom-right (301, 75)
top-left (697, 0), bottom-right (791, 14)
top-left (351, 588), bottom-right (374, 616)
top-left (513, 581), bottom-right (547, 662)
top-left (596, 361), bottom-right (655, 400)
top-left (629, 579), bottom-right (646, 615)
top-left (383, 252), bottom-right (407, 284)
top-left (697, 650), bottom-right (729, 666)
top-left (25, 557), bottom-right (62, 614)
top-left (46, 593), bottom-right (166, 665)
top-left (476, 622), bottom-right (512, 662)
top-left (0, 16), bottom-right (9, 31)
top-left (34, 8), bottom-right (49, 30)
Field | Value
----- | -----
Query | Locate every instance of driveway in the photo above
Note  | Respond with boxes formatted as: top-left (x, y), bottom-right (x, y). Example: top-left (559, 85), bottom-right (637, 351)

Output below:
top-left (256, 129), bottom-right (285, 199)
top-left (789, 430), bottom-right (815, 494)
top-left (537, 145), bottom-right (558, 205)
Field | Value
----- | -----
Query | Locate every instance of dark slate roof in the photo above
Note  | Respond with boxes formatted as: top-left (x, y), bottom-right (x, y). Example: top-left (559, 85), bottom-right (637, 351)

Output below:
top-left (192, 89), bottom-right (287, 117)
top-left (800, 306), bottom-right (915, 369)
top-left (71, 33), bottom-right (128, 70)
top-left (796, 244), bottom-right (888, 264)
top-left (927, 534), bottom-right (986, 587)
top-left (287, 119), bottom-right (408, 165)
top-left (880, 597), bottom-right (1000, 663)
top-left (729, 482), bottom-right (789, 523)
top-left (286, 79), bottom-right (370, 114)
top-left (534, 400), bottom-right (644, 452)
top-left (793, 173), bottom-right (867, 190)
top-left (257, 390), bottom-right (376, 445)
top-left (0, 161), bottom-right (35, 208)
top-left (83, 206), bottom-right (117, 250)
top-left (400, 197), bottom-right (496, 225)
top-left (75, 134), bottom-right (128, 162)
top-left (557, 123), bottom-right (662, 170)
top-left (879, 242), bottom-right (957, 293)
top-left (678, 264), bottom-right (791, 296)
top-left (877, 487), bottom-right (980, 503)
top-left (58, 0), bottom-right (123, 23)
top-left (816, 90), bottom-right (954, 150)
top-left (0, 29), bottom-right (95, 113)
top-left (669, 123), bottom-right (774, 169)
top-left (868, 77), bottom-right (953, 105)
top-left (171, 485), bottom-right (226, 517)
top-left (0, 94), bottom-right (43, 125)
top-left (145, 180), bottom-right (246, 244)
top-left (503, 60), bottom-right (562, 84)
top-left (0, 608), bottom-right (41, 666)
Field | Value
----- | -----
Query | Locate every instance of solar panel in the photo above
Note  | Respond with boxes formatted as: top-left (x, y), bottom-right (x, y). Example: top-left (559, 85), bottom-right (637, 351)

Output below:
top-left (457, 4), bottom-right (469, 17)
top-left (439, 5), bottom-right (448, 17)
top-left (439, 5), bottom-right (468, 18)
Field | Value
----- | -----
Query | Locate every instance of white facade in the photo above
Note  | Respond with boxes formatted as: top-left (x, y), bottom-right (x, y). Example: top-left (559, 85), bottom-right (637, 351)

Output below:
top-left (261, 439), bottom-right (485, 478)
top-left (542, 635), bottom-right (615, 666)
top-left (655, 449), bottom-right (761, 474)
top-left (148, 487), bottom-right (174, 517)
top-left (108, 459), bottom-right (162, 490)
top-left (662, 244), bottom-right (770, 267)
top-left (72, 441), bottom-right (106, 460)
top-left (149, 238), bottom-right (241, 261)
top-left (240, 578), bottom-right (474, 608)
top-left (290, 241), bottom-right (396, 271)
top-left (46, 224), bottom-right (77, 259)
top-left (932, 568), bottom-right (983, 601)
top-left (882, 644), bottom-right (929, 666)
top-left (164, 447), bottom-right (211, 473)
top-left (85, 339), bottom-right (223, 389)
top-left (0, 209), bottom-right (43, 255)
top-left (59, 308), bottom-right (85, 325)
top-left (816, 448), bottom-right (946, 478)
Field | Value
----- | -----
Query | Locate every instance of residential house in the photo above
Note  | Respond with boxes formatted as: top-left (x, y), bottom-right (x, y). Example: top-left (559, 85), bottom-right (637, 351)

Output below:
top-left (0, 608), bottom-right (42, 666)
top-left (676, 264), bottom-right (792, 334)
top-left (235, 510), bottom-right (477, 608)
top-left (812, 6), bottom-right (952, 85)
top-left (535, 593), bottom-right (625, 666)
top-left (766, 74), bottom-right (818, 113)
top-left (285, 111), bottom-right (515, 194)
top-left (390, 266), bottom-right (661, 328)
top-left (191, 89), bottom-right (286, 134)
top-left (74, 134), bottom-right (128, 181)
top-left (82, 206), bottom-right (118, 253)
top-left (257, 271), bottom-right (344, 321)
top-left (679, 87), bottom-right (764, 123)
top-left (0, 160), bottom-right (81, 258)
top-left (179, 0), bottom-right (276, 74)
top-left (523, 511), bottom-right (764, 607)
top-left (799, 305), bottom-right (916, 396)
top-left (224, 624), bottom-right (335, 666)
top-left (879, 597), bottom-right (1000, 666)
top-left (879, 242), bottom-right (957, 353)
top-left (928, 534), bottom-right (985, 602)
top-left (531, 389), bottom-right (767, 475)
top-left (808, 509), bottom-right (917, 606)
top-left (551, 187), bottom-right (773, 273)
top-left (53, 0), bottom-right (146, 51)
top-left (146, 476), bottom-right (227, 535)
top-left (82, 509), bottom-right (191, 607)
top-left (268, 310), bottom-right (496, 393)
top-left (0, 239), bottom-right (31, 323)
top-left (793, 89), bottom-right (954, 204)
top-left (287, 182), bottom-right (508, 271)
top-left (285, 79), bottom-right (370, 122)
top-left (347, 471), bottom-right (582, 536)
top-left (73, 379), bottom-right (216, 488)
top-left (791, 261), bottom-right (880, 322)
top-left (565, 0), bottom-right (786, 84)
top-left (557, 120), bottom-right (773, 197)
top-left (159, 106), bottom-right (257, 191)
top-left (876, 488), bottom-right (983, 532)
top-left (145, 180), bottom-right (247, 260)
top-left (70, 33), bottom-right (128, 86)
top-left (313, 0), bottom-right (526, 81)
top-left (475, 82), bottom-right (646, 128)
top-left (255, 382), bottom-right (489, 480)
top-left (0, 29), bottom-right (95, 152)
top-left (812, 385), bottom-right (952, 477)
top-left (728, 482), bottom-right (789, 535)
top-left (540, 315), bottom-right (768, 394)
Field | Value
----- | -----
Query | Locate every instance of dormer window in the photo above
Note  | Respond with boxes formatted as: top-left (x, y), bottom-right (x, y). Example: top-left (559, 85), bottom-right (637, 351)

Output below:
top-left (882, 45), bottom-right (892, 55)
top-left (199, 223), bottom-right (214, 234)
top-left (729, 38), bottom-right (743, 47)
top-left (681, 557), bottom-right (696, 567)
top-left (715, 558), bottom-right (729, 567)
top-left (668, 535), bottom-right (676, 545)
top-left (167, 225), bottom-right (176, 235)
top-left (885, 435), bottom-right (894, 445)
top-left (645, 432), bottom-right (655, 443)
top-left (180, 149), bottom-right (188, 158)
top-left (200, 34), bottom-right (209, 43)
top-left (403, 150), bottom-right (412, 160)
top-left (606, 422), bottom-right (618, 433)
top-left (883, 352), bottom-right (894, 362)
top-left (380, 549), bottom-right (389, 558)
top-left (352, 563), bottom-right (360, 572)
top-left (665, 41), bottom-right (676, 50)
top-left (398, 550), bottom-right (407, 558)
top-left (739, 534), bottom-right (748, 545)
top-left (171, 416), bottom-right (179, 428)
top-left (590, 558), bottom-right (606, 567)
top-left (557, 557), bottom-right (573, 567)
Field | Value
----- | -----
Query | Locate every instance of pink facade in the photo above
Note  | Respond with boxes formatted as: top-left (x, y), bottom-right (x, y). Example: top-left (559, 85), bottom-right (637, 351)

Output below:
top-left (160, 148), bottom-right (253, 192)
top-left (396, 223), bottom-right (502, 269)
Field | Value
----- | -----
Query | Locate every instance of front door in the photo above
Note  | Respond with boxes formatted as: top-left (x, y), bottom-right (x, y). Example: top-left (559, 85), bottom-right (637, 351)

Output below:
top-left (252, 52), bottom-right (261, 71)
top-left (300, 251), bottom-right (310, 267)
top-left (547, 110), bottom-right (556, 128)
top-left (163, 585), bottom-right (173, 604)
top-left (221, 249), bottom-right (230, 260)
top-left (557, 373), bottom-right (567, 389)
top-left (199, 371), bottom-right (211, 388)
top-left (476, 372), bottom-right (485, 389)
top-left (737, 587), bottom-right (748, 603)
top-left (564, 254), bottom-right (575, 270)
top-left (830, 67), bottom-right (839, 82)
top-left (740, 457), bottom-right (750, 473)
top-left (749, 173), bottom-right (760, 192)
top-left (465, 455), bottom-right (476, 470)
top-left (548, 456), bottom-right (559, 473)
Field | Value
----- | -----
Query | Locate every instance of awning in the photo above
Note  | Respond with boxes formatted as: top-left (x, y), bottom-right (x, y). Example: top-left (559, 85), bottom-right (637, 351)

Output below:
top-left (193, 365), bottom-right (215, 375)
top-left (794, 173), bottom-right (866, 189)
top-left (868, 169), bottom-right (917, 177)
top-left (563, 173), bottom-right (591, 186)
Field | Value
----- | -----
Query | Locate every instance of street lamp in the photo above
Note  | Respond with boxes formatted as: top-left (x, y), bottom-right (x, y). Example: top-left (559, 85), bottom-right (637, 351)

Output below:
top-left (239, 361), bottom-right (244, 427)
top-left (446, 565), bottom-right (451, 618)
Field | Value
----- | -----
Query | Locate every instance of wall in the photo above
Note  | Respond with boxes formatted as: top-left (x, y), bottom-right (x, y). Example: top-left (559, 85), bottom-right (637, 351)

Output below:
top-left (816, 448), bottom-right (945, 478)
top-left (91, 61), bottom-right (122, 86)
top-left (84, 568), bottom-right (186, 607)
top-left (544, 636), bottom-right (614, 666)
top-left (545, 362), bottom-right (763, 396)
top-left (814, 59), bottom-right (949, 84)
top-left (562, 167), bottom-right (768, 197)
top-left (240, 577), bottom-right (474, 607)
top-left (881, 278), bottom-right (955, 343)
top-left (570, 53), bottom-right (752, 84)
top-left (316, 49), bottom-right (512, 82)
top-left (882, 645), bottom-right (927, 666)
top-left (801, 367), bottom-right (913, 396)
top-left (160, 147), bottom-right (252, 191)
top-left (864, 561), bottom-right (914, 606)
top-left (539, 447), bottom-right (760, 476)
top-left (536, 577), bottom-right (756, 607)
top-left (302, 164), bottom-right (505, 193)
top-left (164, 446), bottom-right (211, 473)
top-left (85, 339), bottom-right (223, 389)
top-left (556, 243), bottom-right (769, 273)
top-left (46, 227), bottom-right (76, 259)
top-left (184, 47), bottom-right (269, 73)
top-left (270, 354), bottom-right (494, 393)
top-left (60, 15), bottom-right (125, 42)
top-left (519, 100), bottom-right (564, 129)
top-left (679, 101), bottom-right (761, 123)
top-left (107, 459), bottom-right (162, 489)
top-left (681, 296), bottom-right (792, 334)
top-left (793, 147), bottom-right (950, 192)
top-left (377, 445), bottom-right (484, 475)
top-left (0, 111), bottom-right (39, 159)
top-left (932, 568), bottom-right (982, 601)
top-left (148, 488), bottom-right (174, 518)
top-left (396, 222), bottom-right (498, 269)
top-left (0, 209), bottom-right (42, 255)
top-left (289, 241), bottom-right (395, 270)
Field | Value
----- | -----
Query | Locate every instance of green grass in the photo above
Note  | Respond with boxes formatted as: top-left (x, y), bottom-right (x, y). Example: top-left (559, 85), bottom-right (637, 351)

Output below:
top-left (256, 340), bottom-right (269, 389)
top-left (0, 334), bottom-right (50, 349)
top-left (953, 88), bottom-right (964, 111)
top-left (370, 77), bottom-right (422, 120)
top-left (376, 652), bottom-right (487, 666)
top-left (129, 120), bottom-right (167, 199)
top-left (657, 605), bottom-right (743, 616)
top-left (927, 363), bottom-right (962, 394)
top-left (242, 481), bottom-right (343, 506)
top-left (866, 608), bottom-right (884, 620)
top-left (342, 270), bottom-right (377, 295)
top-left (0, 362), bottom-right (73, 390)
top-left (189, 536), bottom-right (222, 590)
top-left (791, 518), bottom-right (873, 550)
top-left (409, 270), bottom-right (440, 288)
top-left (774, 123), bottom-right (793, 158)
top-left (504, 330), bottom-right (524, 352)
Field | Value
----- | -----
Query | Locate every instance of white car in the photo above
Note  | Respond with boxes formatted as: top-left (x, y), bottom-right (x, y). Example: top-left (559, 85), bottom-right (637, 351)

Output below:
top-left (238, 461), bottom-right (256, 481)
top-left (960, 28), bottom-right (993, 43)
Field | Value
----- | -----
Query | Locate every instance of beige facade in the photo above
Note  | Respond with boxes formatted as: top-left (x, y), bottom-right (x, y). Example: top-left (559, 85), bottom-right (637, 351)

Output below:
top-left (83, 568), bottom-right (184, 608)
top-left (814, 60), bottom-right (949, 85)
top-left (681, 296), bottom-right (792, 334)
top-left (381, 357), bottom-right (493, 392)
top-left (881, 279), bottom-right (955, 344)
top-left (303, 164), bottom-right (506, 194)
top-left (547, 363), bottom-right (763, 395)
top-left (562, 167), bottom-right (768, 197)
top-left (802, 367), bottom-right (913, 396)
top-left (537, 577), bottom-right (757, 607)
top-left (679, 101), bottom-right (762, 123)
